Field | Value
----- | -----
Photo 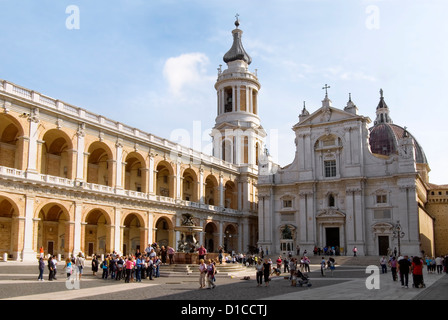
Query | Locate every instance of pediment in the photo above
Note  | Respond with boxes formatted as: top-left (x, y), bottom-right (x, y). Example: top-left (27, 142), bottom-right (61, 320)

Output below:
top-left (316, 209), bottom-right (346, 219)
top-left (293, 106), bottom-right (366, 129)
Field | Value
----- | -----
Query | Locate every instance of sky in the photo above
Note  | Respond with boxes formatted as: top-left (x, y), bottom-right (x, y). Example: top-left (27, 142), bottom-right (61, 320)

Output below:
top-left (1, 0), bottom-right (448, 184)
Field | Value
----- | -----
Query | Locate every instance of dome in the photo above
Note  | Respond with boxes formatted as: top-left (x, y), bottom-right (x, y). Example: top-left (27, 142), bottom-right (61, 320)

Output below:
top-left (369, 123), bottom-right (428, 164)
top-left (223, 20), bottom-right (252, 65)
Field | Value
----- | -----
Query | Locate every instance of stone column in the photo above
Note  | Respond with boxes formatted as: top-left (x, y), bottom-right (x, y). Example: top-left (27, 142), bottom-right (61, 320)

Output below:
top-left (21, 196), bottom-right (36, 262)
top-left (114, 208), bottom-right (121, 254)
top-left (73, 202), bottom-right (83, 255)
top-left (25, 108), bottom-right (40, 176)
top-left (75, 123), bottom-right (86, 181)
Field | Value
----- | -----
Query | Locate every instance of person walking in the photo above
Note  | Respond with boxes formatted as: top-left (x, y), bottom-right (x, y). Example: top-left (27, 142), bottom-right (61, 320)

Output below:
top-left (206, 259), bottom-right (216, 289)
top-left (38, 257), bottom-right (45, 281)
top-left (380, 256), bottom-right (388, 274)
top-left (198, 259), bottom-right (207, 289)
top-left (436, 256), bottom-right (443, 274)
top-left (263, 259), bottom-right (271, 287)
top-left (353, 246), bottom-right (357, 257)
top-left (48, 256), bottom-right (55, 281)
top-left (411, 256), bottom-right (424, 288)
top-left (167, 246), bottom-right (175, 265)
top-left (91, 254), bottom-right (99, 276)
top-left (398, 255), bottom-right (411, 288)
top-left (256, 259), bottom-right (263, 287)
top-left (320, 257), bottom-right (326, 277)
top-left (75, 252), bottom-right (85, 280)
top-left (64, 257), bottom-right (72, 280)
top-left (389, 256), bottom-right (398, 281)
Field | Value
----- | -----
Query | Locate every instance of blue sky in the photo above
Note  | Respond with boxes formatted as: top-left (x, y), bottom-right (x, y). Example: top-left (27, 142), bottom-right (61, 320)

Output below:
top-left (1, 0), bottom-right (448, 184)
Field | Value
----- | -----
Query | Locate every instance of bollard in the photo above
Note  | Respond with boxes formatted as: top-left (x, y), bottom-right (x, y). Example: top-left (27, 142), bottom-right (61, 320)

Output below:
top-left (3, 252), bottom-right (7, 262)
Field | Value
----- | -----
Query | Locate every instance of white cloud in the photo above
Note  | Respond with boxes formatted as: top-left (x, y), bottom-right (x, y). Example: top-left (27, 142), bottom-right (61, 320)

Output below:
top-left (163, 52), bottom-right (215, 97)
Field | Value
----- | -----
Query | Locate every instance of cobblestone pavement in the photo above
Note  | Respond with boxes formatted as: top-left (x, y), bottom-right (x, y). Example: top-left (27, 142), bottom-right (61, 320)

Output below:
top-left (1, 260), bottom-right (447, 301)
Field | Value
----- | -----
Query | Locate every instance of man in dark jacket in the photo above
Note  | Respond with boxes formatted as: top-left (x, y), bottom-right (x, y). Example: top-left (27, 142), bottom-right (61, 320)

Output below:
top-left (398, 255), bottom-right (411, 288)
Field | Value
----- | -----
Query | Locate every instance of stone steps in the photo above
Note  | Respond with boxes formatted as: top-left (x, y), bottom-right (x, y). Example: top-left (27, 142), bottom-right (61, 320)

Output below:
top-left (159, 263), bottom-right (252, 277)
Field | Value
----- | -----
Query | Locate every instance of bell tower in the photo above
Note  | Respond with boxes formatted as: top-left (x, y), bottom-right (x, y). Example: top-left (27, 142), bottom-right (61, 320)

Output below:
top-left (212, 16), bottom-right (266, 168)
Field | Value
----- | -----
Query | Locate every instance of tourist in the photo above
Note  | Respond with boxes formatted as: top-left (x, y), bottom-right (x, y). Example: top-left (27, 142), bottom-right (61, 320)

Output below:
top-left (117, 256), bottom-right (124, 280)
top-left (263, 258), bottom-right (271, 287)
top-left (136, 254), bottom-right (143, 282)
top-left (38, 257), bottom-right (45, 281)
top-left (411, 256), bottom-right (424, 288)
top-left (109, 255), bottom-right (117, 279)
top-left (398, 255), bottom-right (411, 288)
top-left (167, 246), bottom-right (175, 264)
top-left (75, 252), bottom-right (85, 280)
top-left (48, 256), bottom-right (55, 281)
top-left (206, 259), bottom-right (216, 289)
top-left (353, 246), bottom-right (357, 256)
top-left (327, 257), bottom-right (335, 276)
top-left (320, 257), bottom-right (326, 277)
top-left (380, 256), bottom-right (388, 274)
top-left (125, 255), bottom-right (134, 283)
top-left (436, 255), bottom-right (444, 274)
top-left (389, 256), bottom-right (398, 281)
top-left (154, 255), bottom-right (161, 278)
top-left (218, 246), bottom-right (223, 264)
top-left (289, 258), bottom-right (296, 280)
top-left (255, 259), bottom-right (263, 287)
top-left (197, 245), bottom-right (207, 261)
top-left (283, 257), bottom-right (289, 273)
top-left (147, 256), bottom-right (154, 280)
top-left (39, 246), bottom-right (44, 259)
top-left (198, 259), bottom-right (207, 289)
top-left (64, 257), bottom-right (72, 280)
top-left (101, 255), bottom-right (109, 279)
top-left (160, 246), bottom-right (167, 265)
top-left (91, 254), bottom-right (99, 276)
top-left (303, 256), bottom-right (310, 273)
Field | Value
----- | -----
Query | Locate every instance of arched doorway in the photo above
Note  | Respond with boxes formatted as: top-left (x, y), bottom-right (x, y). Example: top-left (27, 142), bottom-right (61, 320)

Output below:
top-left (224, 224), bottom-right (237, 253)
top-left (0, 197), bottom-right (19, 258)
top-left (122, 213), bottom-right (145, 256)
top-left (37, 203), bottom-right (70, 257)
top-left (84, 209), bottom-right (111, 256)
top-left (204, 222), bottom-right (217, 253)
top-left (155, 217), bottom-right (172, 248)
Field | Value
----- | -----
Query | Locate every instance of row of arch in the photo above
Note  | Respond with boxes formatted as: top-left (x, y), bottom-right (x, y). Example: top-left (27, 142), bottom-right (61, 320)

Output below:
top-left (0, 196), bottom-right (239, 258)
top-left (0, 113), bottom-right (239, 209)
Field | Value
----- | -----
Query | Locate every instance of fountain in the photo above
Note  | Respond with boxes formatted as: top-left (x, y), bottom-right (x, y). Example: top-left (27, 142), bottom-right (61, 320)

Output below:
top-left (174, 213), bottom-right (203, 263)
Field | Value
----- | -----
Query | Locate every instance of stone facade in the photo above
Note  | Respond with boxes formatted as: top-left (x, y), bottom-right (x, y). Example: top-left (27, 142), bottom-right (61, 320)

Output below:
top-left (257, 93), bottom-right (443, 257)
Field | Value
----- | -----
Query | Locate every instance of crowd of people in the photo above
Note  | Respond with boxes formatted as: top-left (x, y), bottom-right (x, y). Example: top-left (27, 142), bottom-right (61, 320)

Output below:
top-left (37, 243), bottom-right (174, 282)
top-left (379, 253), bottom-right (448, 288)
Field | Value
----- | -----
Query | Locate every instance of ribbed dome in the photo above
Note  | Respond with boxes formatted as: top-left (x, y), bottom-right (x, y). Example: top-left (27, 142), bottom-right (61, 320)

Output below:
top-left (223, 24), bottom-right (252, 65)
top-left (369, 123), bottom-right (428, 164)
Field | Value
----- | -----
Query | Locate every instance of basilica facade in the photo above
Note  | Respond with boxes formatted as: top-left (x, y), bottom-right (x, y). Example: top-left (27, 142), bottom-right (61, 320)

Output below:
top-left (257, 89), bottom-right (438, 257)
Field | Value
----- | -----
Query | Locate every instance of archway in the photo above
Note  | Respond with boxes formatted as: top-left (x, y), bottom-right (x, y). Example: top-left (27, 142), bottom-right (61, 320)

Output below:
top-left (224, 181), bottom-right (237, 209)
top-left (204, 222), bottom-right (217, 253)
top-left (37, 203), bottom-right (70, 257)
top-left (122, 213), bottom-right (144, 256)
top-left (0, 197), bottom-right (19, 258)
top-left (155, 217), bottom-right (175, 248)
top-left (124, 152), bottom-right (146, 192)
top-left (86, 142), bottom-right (113, 186)
top-left (205, 175), bottom-right (218, 206)
top-left (40, 129), bottom-right (73, 179)
top-left (156, 161), bottom-right (174, 198)
top-left (182, 168), bottom-right (198, 202)
top-left (224, 224), bottom-right (237, 253)
top-left (0, 114), bottom-right (24, 169)
top-left (84, 209), bottom-right (111, 256)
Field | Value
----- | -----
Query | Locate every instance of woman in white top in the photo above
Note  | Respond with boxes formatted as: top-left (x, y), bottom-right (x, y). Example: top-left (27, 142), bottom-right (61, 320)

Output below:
top-left (256, 259), bottom-right (264, 287)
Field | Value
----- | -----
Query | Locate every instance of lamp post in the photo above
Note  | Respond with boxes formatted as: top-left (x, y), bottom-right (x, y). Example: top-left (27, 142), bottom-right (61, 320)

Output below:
top-left (392, 221), bottom-right (405, 256)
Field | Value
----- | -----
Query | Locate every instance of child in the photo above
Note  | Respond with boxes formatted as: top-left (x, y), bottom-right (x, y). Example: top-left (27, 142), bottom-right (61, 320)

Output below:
top-left (64, 257), bottom-right (72, 280)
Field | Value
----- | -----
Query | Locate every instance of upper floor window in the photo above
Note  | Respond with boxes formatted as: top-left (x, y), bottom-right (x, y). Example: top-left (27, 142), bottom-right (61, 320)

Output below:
top-left (376, 194), bottom-right (387, 204)
top-left (283, 199), bottom-right (292, 208)
top-left (324, 160), bottom-right (337, 177)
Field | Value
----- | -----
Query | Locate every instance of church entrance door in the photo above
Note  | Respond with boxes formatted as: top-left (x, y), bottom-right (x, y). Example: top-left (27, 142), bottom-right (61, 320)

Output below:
top-left (378, 236), bottom-right (389, 256)
top-left (325, 227), bottom-right (340, 248)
